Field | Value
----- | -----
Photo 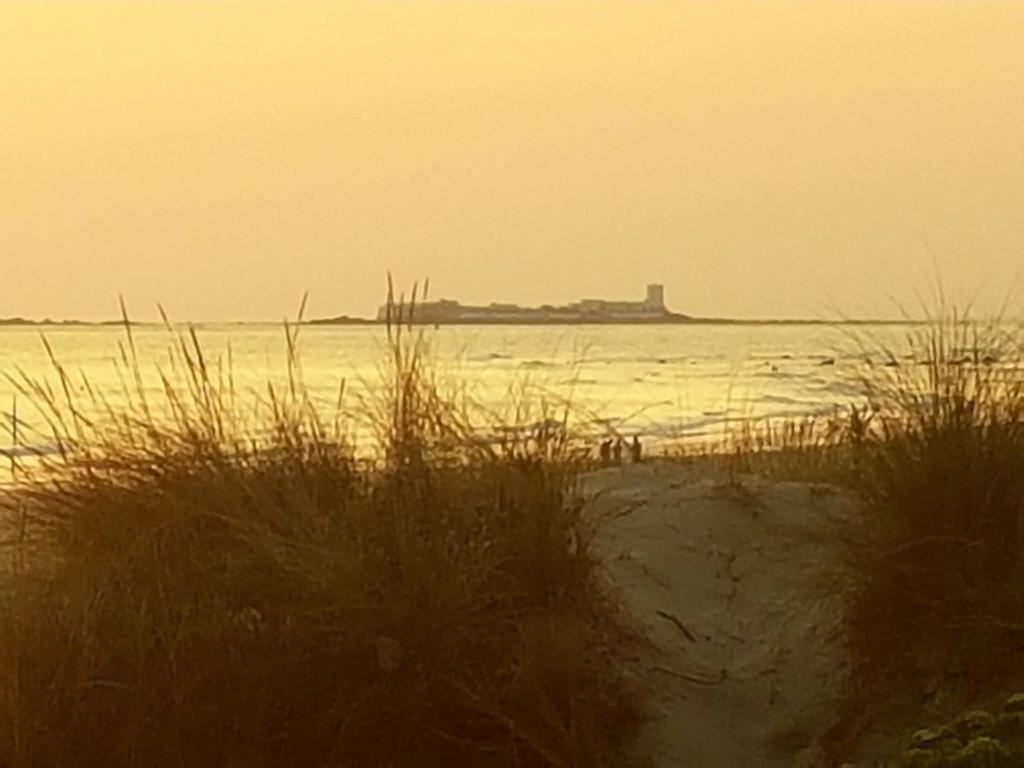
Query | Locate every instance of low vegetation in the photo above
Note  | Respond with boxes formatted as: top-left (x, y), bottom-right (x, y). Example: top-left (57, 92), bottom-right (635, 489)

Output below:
top-left (712, 410), bottom-right (853, 483)
top-left (837, 311), bottom-right (1024, 722)
top-left (3, 291), bottom-right (1021, 766)
top-left (898, 693), bottom-right (1024, 767)
top-left (0, 299), bottom-right (646, 767)
top-left (708, 306), bottom-right (1024, 760)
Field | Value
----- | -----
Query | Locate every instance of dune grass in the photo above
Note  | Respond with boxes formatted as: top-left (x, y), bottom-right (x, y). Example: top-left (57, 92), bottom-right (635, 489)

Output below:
top-left (7, 291), bottom-right (1018, 765)
top-left (710, 410), bottom-right (854, 484)
top-left (0, 297), bottom-right (647, 767)
top-left (823, 311), bottom-right (1024, 741)
top-left (700, 306), bottom-right (1024, 758)
top-left (715, 309), bottom-right (1024, 758)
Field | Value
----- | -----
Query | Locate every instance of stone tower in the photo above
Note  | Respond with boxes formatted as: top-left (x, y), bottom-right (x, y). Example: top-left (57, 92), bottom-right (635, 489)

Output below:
top-left (645, 283), bottom-right (665, 310)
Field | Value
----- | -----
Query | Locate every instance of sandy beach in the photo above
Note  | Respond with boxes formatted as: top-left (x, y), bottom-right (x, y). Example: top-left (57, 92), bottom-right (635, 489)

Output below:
top-left (588, 462), bottom-right (861, 767)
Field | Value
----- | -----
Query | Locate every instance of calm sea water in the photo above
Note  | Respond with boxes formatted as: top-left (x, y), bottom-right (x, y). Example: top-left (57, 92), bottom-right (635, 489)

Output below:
top-left (0, 323), bottom-right (904, 456)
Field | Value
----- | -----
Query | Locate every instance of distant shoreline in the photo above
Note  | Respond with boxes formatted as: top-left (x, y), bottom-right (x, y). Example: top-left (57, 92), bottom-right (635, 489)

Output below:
top-left (0, 319), bottom-right (132, 327)
top-left (0, 316), bottom-right (926, 328)
top-left (307, 315), bottom-right (923, 327)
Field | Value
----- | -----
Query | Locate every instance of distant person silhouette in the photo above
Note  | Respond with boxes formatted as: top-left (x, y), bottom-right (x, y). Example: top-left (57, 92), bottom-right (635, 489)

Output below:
top-left (599, 439), bottom-right (612, 465)
top-left (613, 438), bottom-right (623, 465)
top-left (630, 435), bottom-right (642, 463)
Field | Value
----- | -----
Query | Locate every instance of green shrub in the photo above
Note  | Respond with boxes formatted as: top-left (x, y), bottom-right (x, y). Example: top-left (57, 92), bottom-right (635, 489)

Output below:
top-left (899, 694), bottom-right (1024, 767)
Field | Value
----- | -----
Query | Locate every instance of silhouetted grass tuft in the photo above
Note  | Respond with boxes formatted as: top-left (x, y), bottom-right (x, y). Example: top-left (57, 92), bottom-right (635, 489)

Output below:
top-left (713, 410), bottom-right (853, 483)
top-left (0, 291), bottom-right (646, 767)
top-left (699, 307), bottom-right (1024, 758)
top-left (821, 307), bottom-right (1024, 755)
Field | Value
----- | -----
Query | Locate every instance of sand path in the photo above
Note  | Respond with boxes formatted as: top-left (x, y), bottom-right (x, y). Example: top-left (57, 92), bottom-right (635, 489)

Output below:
top-left (587, 463), bottom-right (857, 767)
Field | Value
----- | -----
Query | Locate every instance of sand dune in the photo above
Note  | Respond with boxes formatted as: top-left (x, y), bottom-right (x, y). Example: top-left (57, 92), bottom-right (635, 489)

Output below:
top-left (588, 463), bottom-right (859, 767)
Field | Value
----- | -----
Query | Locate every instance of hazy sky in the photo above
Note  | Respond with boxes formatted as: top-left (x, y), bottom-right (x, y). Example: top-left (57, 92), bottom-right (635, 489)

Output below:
top-left (2, 1), bottom-right (1023, 321)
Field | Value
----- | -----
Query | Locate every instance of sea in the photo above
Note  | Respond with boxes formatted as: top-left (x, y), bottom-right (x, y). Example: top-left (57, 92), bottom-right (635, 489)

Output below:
top-left (0, 322), bottom-right (912, 459)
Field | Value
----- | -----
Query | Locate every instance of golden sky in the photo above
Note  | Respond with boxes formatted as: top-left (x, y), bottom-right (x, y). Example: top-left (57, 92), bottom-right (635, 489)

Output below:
top-left (2, 1), bottom-right (1022, 320)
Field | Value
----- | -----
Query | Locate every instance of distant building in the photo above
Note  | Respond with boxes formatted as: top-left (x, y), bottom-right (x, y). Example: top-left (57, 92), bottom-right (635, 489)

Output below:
top-left (646, 283), bottom-right (665, 310)
top-left (375, 284), bottom-right (680, 324)
top-left (570, 284), bottom-right (667, 317)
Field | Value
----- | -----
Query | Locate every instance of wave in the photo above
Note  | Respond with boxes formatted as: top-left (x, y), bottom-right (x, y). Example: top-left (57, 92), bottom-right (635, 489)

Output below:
top-left (756, 394), bottom-right (811, 406)
top-left (813, 380), bottom-right (866, 398)
top-left (752, 370), bottom-right (801, 380)
top-left (579, 355), bottom-right (692, 366)
top-left (0, 442), bottom-right (63, 458)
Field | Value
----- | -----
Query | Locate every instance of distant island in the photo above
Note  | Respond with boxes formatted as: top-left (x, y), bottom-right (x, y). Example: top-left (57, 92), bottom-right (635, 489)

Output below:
top-left (312, 284), bottom-right (689, 326)
top-left (308, 284), bottom-right (914, 326)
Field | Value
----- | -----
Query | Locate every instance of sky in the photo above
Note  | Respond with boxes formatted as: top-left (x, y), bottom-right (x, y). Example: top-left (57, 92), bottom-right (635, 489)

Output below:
top-left (2, 1), bottom-right (1023, 321)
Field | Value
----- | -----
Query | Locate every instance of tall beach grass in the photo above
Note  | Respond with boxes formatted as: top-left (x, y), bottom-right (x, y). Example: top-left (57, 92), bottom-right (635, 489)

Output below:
top-left (703, 305), bottom-right (1024, 757)
top-left (836, 310), bottom-right (1024, 712)
top-left (730, 308), bottom-right (1024, 757)
top-left (0, 295), bottom-right (646, 767)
